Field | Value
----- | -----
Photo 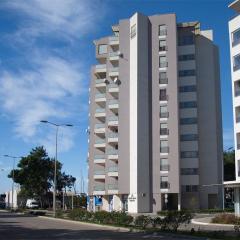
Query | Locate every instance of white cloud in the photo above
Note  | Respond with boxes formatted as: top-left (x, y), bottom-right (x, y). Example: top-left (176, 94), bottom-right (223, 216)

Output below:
top-left (0, 0), bottom-right (105, 154)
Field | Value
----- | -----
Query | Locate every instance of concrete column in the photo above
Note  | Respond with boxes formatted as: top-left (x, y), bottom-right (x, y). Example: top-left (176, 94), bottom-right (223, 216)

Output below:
top-left (178, 193), bottom-right (181, 210)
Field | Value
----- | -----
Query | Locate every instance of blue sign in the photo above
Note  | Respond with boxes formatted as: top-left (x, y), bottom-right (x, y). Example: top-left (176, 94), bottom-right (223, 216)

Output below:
top-left (94, 196), bottom-right (102, 206)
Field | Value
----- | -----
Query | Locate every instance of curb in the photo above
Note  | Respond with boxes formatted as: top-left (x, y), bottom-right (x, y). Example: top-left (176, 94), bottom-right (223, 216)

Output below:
top-left (191, 218), bottom-right (235, 228)
top-left (38, 215), bottom-right (131, 232)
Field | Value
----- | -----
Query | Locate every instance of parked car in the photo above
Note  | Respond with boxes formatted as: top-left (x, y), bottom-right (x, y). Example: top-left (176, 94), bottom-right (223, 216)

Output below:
top-left (26, 199), bottom-right (39, 209)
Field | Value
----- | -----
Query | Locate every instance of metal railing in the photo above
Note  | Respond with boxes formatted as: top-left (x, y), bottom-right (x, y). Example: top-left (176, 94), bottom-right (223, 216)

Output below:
top-left (109, 51), bottom-right (119, 57)
top-left (107, 149), bottom-right (118, 155)
top-left (108, 99), bottom-right (119, 105)
top-left (108, 132), bottom-right (118, 138)
top-left (159, 78), bottom-right (168, 84)
top-left (96, 108), bottom-right (105, 113)
top-left (108, 115), bottom-right (118, 121)
top-left (160, 112), bottom-right (169, 118)
top-left (95, 79), bottom-right (106, 84)
top-left (95, 138), bottom-right (105, 144)
top-left (95, 123), bottom-right (105, 129)
top-left (94, 170), bottom-right (105, 175)
top-left (95, 64), bottom-right (106, 69)
top-left (109, 36), bottom-right (119, 43)
top-left (108, 184), bottom-right (118, 190)
top-left (109, 67), bottom-right (119, 72)
top-left (108, 83), bottom-right (119, 88)
top-left (160, 128), bottom-right (169, 135)
top-left (94, 154), bottom-right (105, 159)
top-left (108, 166), bottom-right (118, 172)
top-left (159, 62), bottom-right (168, 68)
top-left (93, 185), bottom-right (105, 191)
top-left (95, 93), bottom-right (106, 99)
top-left (160, 165), bottom-right (170, 171)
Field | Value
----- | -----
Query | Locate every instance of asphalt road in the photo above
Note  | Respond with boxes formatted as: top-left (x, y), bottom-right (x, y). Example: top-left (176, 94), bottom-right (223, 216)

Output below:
top-left (0, 211), bottom-right (208, 240)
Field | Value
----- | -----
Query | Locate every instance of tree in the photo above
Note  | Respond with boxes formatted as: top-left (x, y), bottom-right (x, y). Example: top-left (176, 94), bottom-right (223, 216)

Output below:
top-left (224, 150), bottom-right (235, 181)
top-left (8, 146), bottom-right (76, 208)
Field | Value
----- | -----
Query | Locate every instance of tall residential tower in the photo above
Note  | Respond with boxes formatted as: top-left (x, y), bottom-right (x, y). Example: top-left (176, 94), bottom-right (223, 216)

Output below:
top-left (88, 13), bottom-right (223, 213)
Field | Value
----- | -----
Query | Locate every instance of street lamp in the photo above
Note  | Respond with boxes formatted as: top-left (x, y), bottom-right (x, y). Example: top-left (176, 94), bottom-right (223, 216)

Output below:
top-left (3, 155), bottom-right (23, 209)
top-left (40, 120), bottom-right (73, 217)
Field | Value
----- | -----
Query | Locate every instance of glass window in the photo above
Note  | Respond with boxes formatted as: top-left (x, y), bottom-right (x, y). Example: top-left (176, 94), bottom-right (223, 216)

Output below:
top-left (179, 101), bottom-right (197, 109)
top-left (232, 28), bottom-right (240, 46)
top-left (183, 185), bottom-right (198, 192)
top-left (160, 176), bottom-right (169, 188)
top-left (160, 105), bottom-right (168, 118)
top-left (180, 134), bottom-right (198, 141)
top-left (159, 72), bottom-right (167, 84)
top-left (180, 118), bottom-right (197, 125)
top-left (233, 54), bottom-right (240, 72)
top-left (160, 140), bottom-right (169, 153)
top-left (159, 25), bottom-right (167, 36)
top-left (181, 168), bottom-right (198, 175)
top-left (160, 123), bottom-right (168, 135)
top-left (98, 44), bottom-right (107, 55)
top-left (179, 70), bottom-right (196, 77)
top-left (179, 85), bottom-right (197, 92)
top-left (159, 40), bottom-right (167, 51)
top-left (159, 56), bottom-right (167, 68)
top-left (160, 158), bottom-right (169, 171)
top-left (238, 160), bottom-right (240, 177)
top-left (131, 24), bottom-right (136, 39)
top-left (178, 54), bottom-right (195, 61)
top-left (178, 35), bottom-right (194, 46)
top-left (181, 151), bottom-right (198, 158)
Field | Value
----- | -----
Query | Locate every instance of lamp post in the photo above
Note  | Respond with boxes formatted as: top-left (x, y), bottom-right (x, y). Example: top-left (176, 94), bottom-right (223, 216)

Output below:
top-left (3, 155), bottom-right (22, 209)
top-left (40, 120), bottom-right (73, 217)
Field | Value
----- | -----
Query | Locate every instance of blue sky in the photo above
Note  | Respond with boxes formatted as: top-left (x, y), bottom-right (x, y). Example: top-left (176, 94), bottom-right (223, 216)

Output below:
top-left (0, 0), bottom-right (235, 193)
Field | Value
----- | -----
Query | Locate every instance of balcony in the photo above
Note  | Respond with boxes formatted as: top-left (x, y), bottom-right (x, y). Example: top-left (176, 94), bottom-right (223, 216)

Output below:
top-left (109, 36), bottom-right (119, 46)
top-left (159, 94), bottom-right (168, 101)
top-left (93, 185), bottom-right (105, 195)
top-left (159, 62), bottom-right (168, 68)
top-left (107, 184), bottom-right (118, 194)
top-left (160, 165), bottom-right (170, 171)
top-left (95, 108), bottom-right (106, 119)
top-left (108, 166), bottom-right (118, 177)
top-left (109, 67), bottom-right (119, 77)
top-left (160, 181), bottom-right (170, 189)
top-left (159, 46), bottom-right (168, 52)
top-left (159, 78), bottom-right (168, 85)
top-left (160, 112), bottom-right (169, 118)
top-left (94, 138), bottom-right (106, 148)
top-left (160, 128), bottom-right (169, 136)
top-left (95, 93), bottom-right (106, 104)
top-left (108, 83), bottom-right (119, 94)
top-left (95, 64), bottom-right (107, 74)
top-left (94, 154), bottom-right (106, 164)
top-left (108, 99), bottom-right (119, 110)
top-left (108, 132), bottom-right (118, 143)
top-left (109, 51), bottom-right (120, 61)
top-left (94, 123), bottom-right (105, 134)
top-left (95, 78), bottom-right (106, 88)
top-left (93, 170), bottom-right (105, 180)
top-left (107, 149), bottom-right (118, 161)
top-left (108, 115), bottom-right (119, 127)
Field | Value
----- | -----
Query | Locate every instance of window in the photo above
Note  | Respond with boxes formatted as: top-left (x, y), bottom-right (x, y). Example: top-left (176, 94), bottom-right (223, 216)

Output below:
top-left (131, 24), bottom-right (136, 39)
top-left (160, 89), bottom-right (167, 101)
top-left (181, 151), bottom-right (198, 158)
top-left (160, 176), bottom-right (169, 189)
top-left (159, 40), bottom-right (167, 51)
top-left (160, 140), bottom-right (169, 153)
top-left (232, 28), bottom-right (240, 46)
top-left (180, 134), bottom-right (198, 141)
top-left (160, 123), bottom-right (168, 135)
top-left (233, 54), bottom-right (240, 72)
top-left (178, 35), bottom-right (194, 46)
top-left (160, 158), bottom-right (169, 171)
top-left (178, 54), bottom-right (195, 61)
top-left (181, 168), bottom-right (198, 175)
top-left (238, 160), bottom-right (240, 177)
top-left (180, 118), bottom-right (197, 125)
top-left (182, 185), bottom-right (198, 192)
top-left (98, 44), bottom-right (107, 55)
top-left (159, 56), bottom-right (167, 68)
top-left (159, 25), bottom-right (167, 36)
top-left (179, 70), bottom-right (196, 77)
top-left (179, 85), bottom-right (196, 92)
top-left (159, 72), bottom-right (167, 84)
top-left (179, 101), bottom-right (197, 109)
top-left (235, 80), bottom-right (240, 97)
top-left (160, 105), bottom-right (168, 118)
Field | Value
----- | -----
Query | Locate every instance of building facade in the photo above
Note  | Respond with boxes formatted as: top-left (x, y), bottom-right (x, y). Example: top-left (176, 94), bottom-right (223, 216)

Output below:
top-left (225, 0), bottom-right (240, 215)
top-left (88, 13), bottom-right (223, 213)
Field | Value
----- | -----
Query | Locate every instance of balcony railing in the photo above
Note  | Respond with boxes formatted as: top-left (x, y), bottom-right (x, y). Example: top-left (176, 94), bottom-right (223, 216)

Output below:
top-left (159, 46), bottom-right (168, 52)
top-left (160, 182), bottom-right (170, 189)
top-left (95, 93), bottom-right (106, 99)
top-left (109, 99), bottom-right (118, 105)
top-left (94, 170), bottom-right (105, 175)
top-left (235, 89), bottom-right (240, 97)
top-left (108, 132), bottom-right (118, 138)
top-left (109, 36), bottom-right (119, 44)
top-left (95, 64), bottom-right (106, 69)
top-left (109, 51), bottom-right (119, 57)
top-left (160, 165), bottom-right (170, 171)
top-left (160, 128), bottom-right (169, 135)
top-left (109, 67), bottom-right (119, 72)
top-left (95, 139), bottom-right (105, 144)
top-left (160, 147), bottom-right (169, 153)
top-left (160, 112), bottom-right (169, 118)
top-left (108, 184), bottom-right (118, 190)
top-left (159, 62), bottom-right (168, 68)
top-left (108, 115), bottom-right (118, 121)
top-left (96, 108), bottom-right (105, 113)
top-left (108, 166), bottom-right (118, 172)
top-left (108, 83), bottom-right (119, 89)
top-left (95, 79), bottom-right (106, 84)
top-left (95, 123), bottom-right (105, 129)
top-left (93, 185), bottom-right (105, 191)
top-left (159, 78), bottom-right (168, 84)
top-left (234, 64), bottom-right (240, 72)
top-left (107, 149), bottom-right (118, 155)
top-left (159, 95), bottom-right (168, 101)
top-left (94, 154), bottom-right (105, 159)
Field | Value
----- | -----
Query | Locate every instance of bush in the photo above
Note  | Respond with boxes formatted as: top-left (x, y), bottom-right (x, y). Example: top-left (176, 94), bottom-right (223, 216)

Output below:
top-left (212, 213), bottom-right (239, 224)
top-left (160, 210), bottom-right (193, 231)
top-left (68, 208), bottom-right (93, 222)
top-left (134, 215), bottom-right (151, 229)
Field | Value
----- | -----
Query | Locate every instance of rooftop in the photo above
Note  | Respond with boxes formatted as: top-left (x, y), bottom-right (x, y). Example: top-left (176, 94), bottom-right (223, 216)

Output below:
top-left (229, 0), bottom-right (240, 13)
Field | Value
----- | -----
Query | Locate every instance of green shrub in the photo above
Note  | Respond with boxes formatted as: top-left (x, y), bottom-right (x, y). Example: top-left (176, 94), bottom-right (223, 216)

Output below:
top-left (110, 211), bottom-right (133, 226)
top-left (68, 208), bottom-right (93, 222)
top-left (150, 216), bottom-right (162, 228)
top-left (134, 215), bottom-right (151, 229)
top-left (94, 211), bottom-right (112, 224)
top-left (212, 213), bottom-right (239, 224)
top-left (55, 210), bottom-right (63, 218)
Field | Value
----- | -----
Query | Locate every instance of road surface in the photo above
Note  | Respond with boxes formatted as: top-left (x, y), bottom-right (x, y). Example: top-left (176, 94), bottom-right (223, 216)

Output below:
top-left (0, 211), bottom-right (208, 240)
